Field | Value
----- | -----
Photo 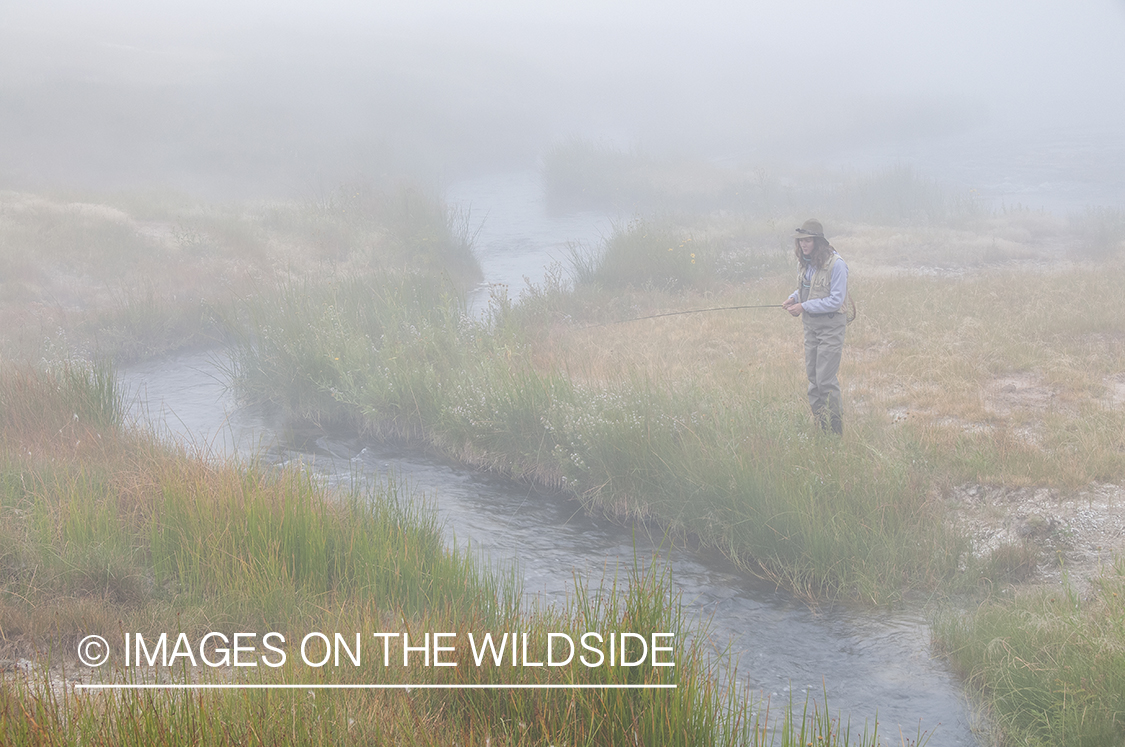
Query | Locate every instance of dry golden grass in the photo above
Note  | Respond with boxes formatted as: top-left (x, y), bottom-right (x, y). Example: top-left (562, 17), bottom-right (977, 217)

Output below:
top-left (540, 238), bottom-right (1125, 493)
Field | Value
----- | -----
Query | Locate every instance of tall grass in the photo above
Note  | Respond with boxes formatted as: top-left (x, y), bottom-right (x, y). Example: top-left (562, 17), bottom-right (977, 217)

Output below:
top-left (572, 217), bottom-right (796, 293)
top-left (0, 362), bottom-right (500, 642)
top-left (935, 565), bottom-right (1125, 746)
top-left (226, 271), bottom-right (466, 431)
top-left (0, 359), bottom-right (120, 444)
top-left (260, 182), bottom-right (480, 279)
top-left (576, 217), bottom-right (713, 291)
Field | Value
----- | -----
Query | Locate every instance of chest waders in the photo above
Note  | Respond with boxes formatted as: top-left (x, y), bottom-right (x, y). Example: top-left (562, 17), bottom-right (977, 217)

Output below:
top-left (798, 254), bottom-right (846, 435)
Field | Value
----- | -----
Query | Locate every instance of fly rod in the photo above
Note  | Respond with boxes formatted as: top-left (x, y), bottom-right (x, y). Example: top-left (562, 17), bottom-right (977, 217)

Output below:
top-left (584, 304), bottom-right (781, 328)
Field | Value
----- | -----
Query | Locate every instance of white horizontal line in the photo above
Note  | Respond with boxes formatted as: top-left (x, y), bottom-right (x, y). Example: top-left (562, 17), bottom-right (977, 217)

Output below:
top-left (76, 683), bottom-right (676, 691)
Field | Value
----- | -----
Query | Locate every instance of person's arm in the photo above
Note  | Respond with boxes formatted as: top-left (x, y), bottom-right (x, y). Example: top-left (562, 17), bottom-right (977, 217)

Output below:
top-left (798, 260), bottom-right (847, 315)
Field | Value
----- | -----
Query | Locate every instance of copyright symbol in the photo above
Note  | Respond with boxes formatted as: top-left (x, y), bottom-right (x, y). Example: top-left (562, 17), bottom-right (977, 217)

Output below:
top-left (78, 635), bottom-right (110, 667)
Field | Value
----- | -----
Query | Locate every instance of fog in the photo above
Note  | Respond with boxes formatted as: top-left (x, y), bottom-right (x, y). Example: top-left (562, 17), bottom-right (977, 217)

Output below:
top-left (3, 0), bottom-right (1124, 206)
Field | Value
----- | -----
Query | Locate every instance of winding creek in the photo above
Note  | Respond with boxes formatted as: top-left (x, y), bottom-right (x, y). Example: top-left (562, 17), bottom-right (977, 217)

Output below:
top-left (123, 172), bottom-right (980, 746)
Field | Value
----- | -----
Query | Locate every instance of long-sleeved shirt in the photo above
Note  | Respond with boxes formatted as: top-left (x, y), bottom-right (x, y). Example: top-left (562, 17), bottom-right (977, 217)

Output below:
top-left (787, 255), bottom-right (848, 315)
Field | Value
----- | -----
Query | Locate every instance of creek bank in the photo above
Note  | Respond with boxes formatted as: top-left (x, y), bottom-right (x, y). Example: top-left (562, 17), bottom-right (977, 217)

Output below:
top-left (121, 351), bottom-right (983, 745)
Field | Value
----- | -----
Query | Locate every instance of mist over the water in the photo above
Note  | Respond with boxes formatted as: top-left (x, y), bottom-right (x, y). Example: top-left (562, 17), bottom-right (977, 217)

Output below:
top-left (2, 0), bottom-right (1124, 207)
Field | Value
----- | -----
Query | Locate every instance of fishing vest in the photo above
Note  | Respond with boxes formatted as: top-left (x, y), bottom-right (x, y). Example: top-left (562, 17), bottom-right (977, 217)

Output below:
top-left (797, 252), bottom-right (845, 314)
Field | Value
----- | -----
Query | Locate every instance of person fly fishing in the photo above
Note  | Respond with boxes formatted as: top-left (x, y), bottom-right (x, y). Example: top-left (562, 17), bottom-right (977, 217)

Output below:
top-left (781, 219), bottom-right (848, 436)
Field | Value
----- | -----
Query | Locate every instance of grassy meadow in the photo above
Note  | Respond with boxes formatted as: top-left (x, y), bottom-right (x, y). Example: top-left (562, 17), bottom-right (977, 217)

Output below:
top-left (1, 154), bottom-right (1124, 744)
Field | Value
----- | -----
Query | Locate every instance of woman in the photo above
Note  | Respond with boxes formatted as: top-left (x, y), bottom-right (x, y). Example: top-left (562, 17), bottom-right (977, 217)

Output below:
top-left (781, 219), bottom-right (848, 435)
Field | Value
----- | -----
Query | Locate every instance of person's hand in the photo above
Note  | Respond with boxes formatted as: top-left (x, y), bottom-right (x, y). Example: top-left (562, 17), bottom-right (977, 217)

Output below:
top-left (787, 302), bottom-right (803, 317)
top-left (781, 297), bottom-right (795, 310)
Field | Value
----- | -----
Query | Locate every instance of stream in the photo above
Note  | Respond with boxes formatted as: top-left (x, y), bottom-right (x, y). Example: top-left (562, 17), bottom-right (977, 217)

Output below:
top-left (123, 172), bottom-right (980, 746)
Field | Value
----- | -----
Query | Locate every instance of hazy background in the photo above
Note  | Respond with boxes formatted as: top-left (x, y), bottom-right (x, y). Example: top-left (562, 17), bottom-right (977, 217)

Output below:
top-left (2, 0), bottom-right (1123, 208)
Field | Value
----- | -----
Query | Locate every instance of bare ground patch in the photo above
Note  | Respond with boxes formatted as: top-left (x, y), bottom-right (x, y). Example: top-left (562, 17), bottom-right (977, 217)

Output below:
top-left (949, 482), bottom-right (1125, 596)
top-left (985, 373), bottom-right (1060, 415)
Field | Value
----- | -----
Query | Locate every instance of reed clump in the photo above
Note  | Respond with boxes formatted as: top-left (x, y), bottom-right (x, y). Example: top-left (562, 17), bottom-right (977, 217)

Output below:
top-left (934, 564), bottom-right (1125, 746)
top-left (568, 216), bottom-right (792, 292)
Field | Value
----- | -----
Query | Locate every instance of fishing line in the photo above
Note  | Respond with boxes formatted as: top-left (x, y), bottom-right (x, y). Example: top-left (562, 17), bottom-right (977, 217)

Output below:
top-left (583, 304), bottom-right (781, 328)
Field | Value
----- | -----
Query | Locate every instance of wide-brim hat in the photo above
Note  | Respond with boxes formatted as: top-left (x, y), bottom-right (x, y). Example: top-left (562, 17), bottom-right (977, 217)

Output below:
top-left (792, 219), bottom-right (825, 239)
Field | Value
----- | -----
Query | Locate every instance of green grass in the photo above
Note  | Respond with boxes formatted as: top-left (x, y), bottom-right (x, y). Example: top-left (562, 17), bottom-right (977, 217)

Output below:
top-left (935, 565), bottom-right (1125, 746)
top-left (577, 217), bottom-right (714, 291)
